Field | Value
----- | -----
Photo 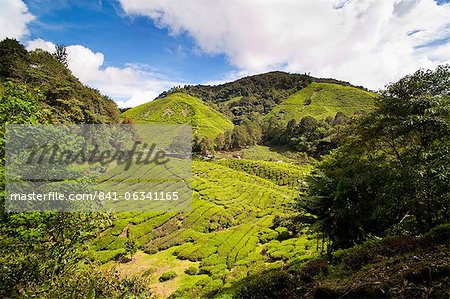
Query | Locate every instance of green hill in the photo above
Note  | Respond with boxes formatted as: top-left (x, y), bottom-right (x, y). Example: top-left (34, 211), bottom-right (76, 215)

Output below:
top-left (265, 82), bottom-right (377, 124)
top-left (160, 71), bottom-right (369, 123)
top-left (121, 92), bottom-right (233, 140)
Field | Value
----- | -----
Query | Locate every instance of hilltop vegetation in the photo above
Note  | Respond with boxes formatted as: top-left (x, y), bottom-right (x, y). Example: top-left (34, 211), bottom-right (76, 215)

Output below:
top-left (160, 71), bottom-right (366, 124)
top-left (260, 83), bottom-right (376, 157)
top-left (122, 92), bottom-right (233, 141)
top-left (124, 71), bottom-right (377, 156)
top-left (0, 38), bottom-right (119, 123)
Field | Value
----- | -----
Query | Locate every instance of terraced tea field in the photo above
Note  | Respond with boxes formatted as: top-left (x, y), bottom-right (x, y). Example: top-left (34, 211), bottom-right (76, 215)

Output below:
top-left (92, 159), bottom-right (317, 298)
top-left (215, 159), bottom-right (313, 188)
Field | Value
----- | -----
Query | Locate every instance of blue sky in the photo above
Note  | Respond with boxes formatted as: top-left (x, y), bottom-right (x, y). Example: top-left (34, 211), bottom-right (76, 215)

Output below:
top-left (1, 0), bottom-right (449, 107)
top-left (23, 0), bottom-right (235, 82)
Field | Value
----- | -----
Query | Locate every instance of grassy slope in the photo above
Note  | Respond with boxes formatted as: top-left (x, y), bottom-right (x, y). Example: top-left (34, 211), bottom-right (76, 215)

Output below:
top-left (93, 159), bottom-right (317, 298)
top-left (221, 96), bottom-right (242, 105)
top-left (241, 145), bottom-right (299, 162)
top-left (265, 82), bottom-right (377, 123)
top-left (121, 92), bottom-right (233, 140)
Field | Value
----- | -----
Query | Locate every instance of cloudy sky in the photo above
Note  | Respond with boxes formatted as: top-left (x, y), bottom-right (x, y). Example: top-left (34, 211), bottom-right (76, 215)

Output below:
top-left (1, 0), bottom-right (449, 107)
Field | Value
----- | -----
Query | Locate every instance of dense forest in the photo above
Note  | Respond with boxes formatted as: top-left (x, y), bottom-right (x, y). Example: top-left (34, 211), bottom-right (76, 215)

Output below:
top-left (0, 38), bottom-right (448, 298)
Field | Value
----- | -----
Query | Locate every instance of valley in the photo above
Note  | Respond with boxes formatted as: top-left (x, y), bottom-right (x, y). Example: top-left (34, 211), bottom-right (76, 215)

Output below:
top-left (1, 39), bottom-right (448, 299)
top-left (88, 74), bottom-right (377, 297)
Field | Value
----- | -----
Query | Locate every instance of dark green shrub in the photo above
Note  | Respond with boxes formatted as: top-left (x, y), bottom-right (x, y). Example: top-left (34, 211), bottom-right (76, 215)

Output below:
top-left (421, 223), bottom-right (450, 244)
top-left (333, 236), bottom-right (419, 270)
top-left (184, 266), bottom-right (199, 275)
top-left (233, 270), bottom-right (296, 299)
top-left (295, 259), bottom-right (328, 282)
top-left (159, 271), bottom-right (177, 282)
top-left (143, 245), bottom-right (159, 254)
top-left (277, 230), bottom-right (290, 241)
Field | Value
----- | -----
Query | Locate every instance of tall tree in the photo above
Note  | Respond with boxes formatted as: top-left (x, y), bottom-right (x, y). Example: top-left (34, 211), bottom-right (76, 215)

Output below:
top-left (53, 44), bottom-right (68, 67)
top-left (125, 233), bottom-right (138, 260)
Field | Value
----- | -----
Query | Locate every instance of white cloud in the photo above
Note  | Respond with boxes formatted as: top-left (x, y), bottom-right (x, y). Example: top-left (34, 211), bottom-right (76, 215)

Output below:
top-left (0, 0), bottom-right (35, 40)
top-left (27, 39), bottom-right (183, 107)
top-left (201, 70), bottom-right (253, 86)
top-left (26, 38), bottom-right (56, 53)
top-left (119, 0), bottom-right (450, 90)
top-left (65, 46), bottom-right (185, 107)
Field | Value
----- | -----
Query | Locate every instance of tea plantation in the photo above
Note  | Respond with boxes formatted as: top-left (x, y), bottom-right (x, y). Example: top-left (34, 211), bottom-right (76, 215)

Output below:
top-left (265, 82), bottom-right (376, 124)
top-left (121, 92), bottom-right (234, 140)
top-left (90, 158), bottom-right (318, 297)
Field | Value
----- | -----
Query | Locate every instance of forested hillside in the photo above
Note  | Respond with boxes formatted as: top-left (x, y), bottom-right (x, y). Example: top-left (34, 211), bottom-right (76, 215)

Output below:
top-left (121, 70), bottom-right (377, 157)
top-left (0, 38), bottom-right (119, 124)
